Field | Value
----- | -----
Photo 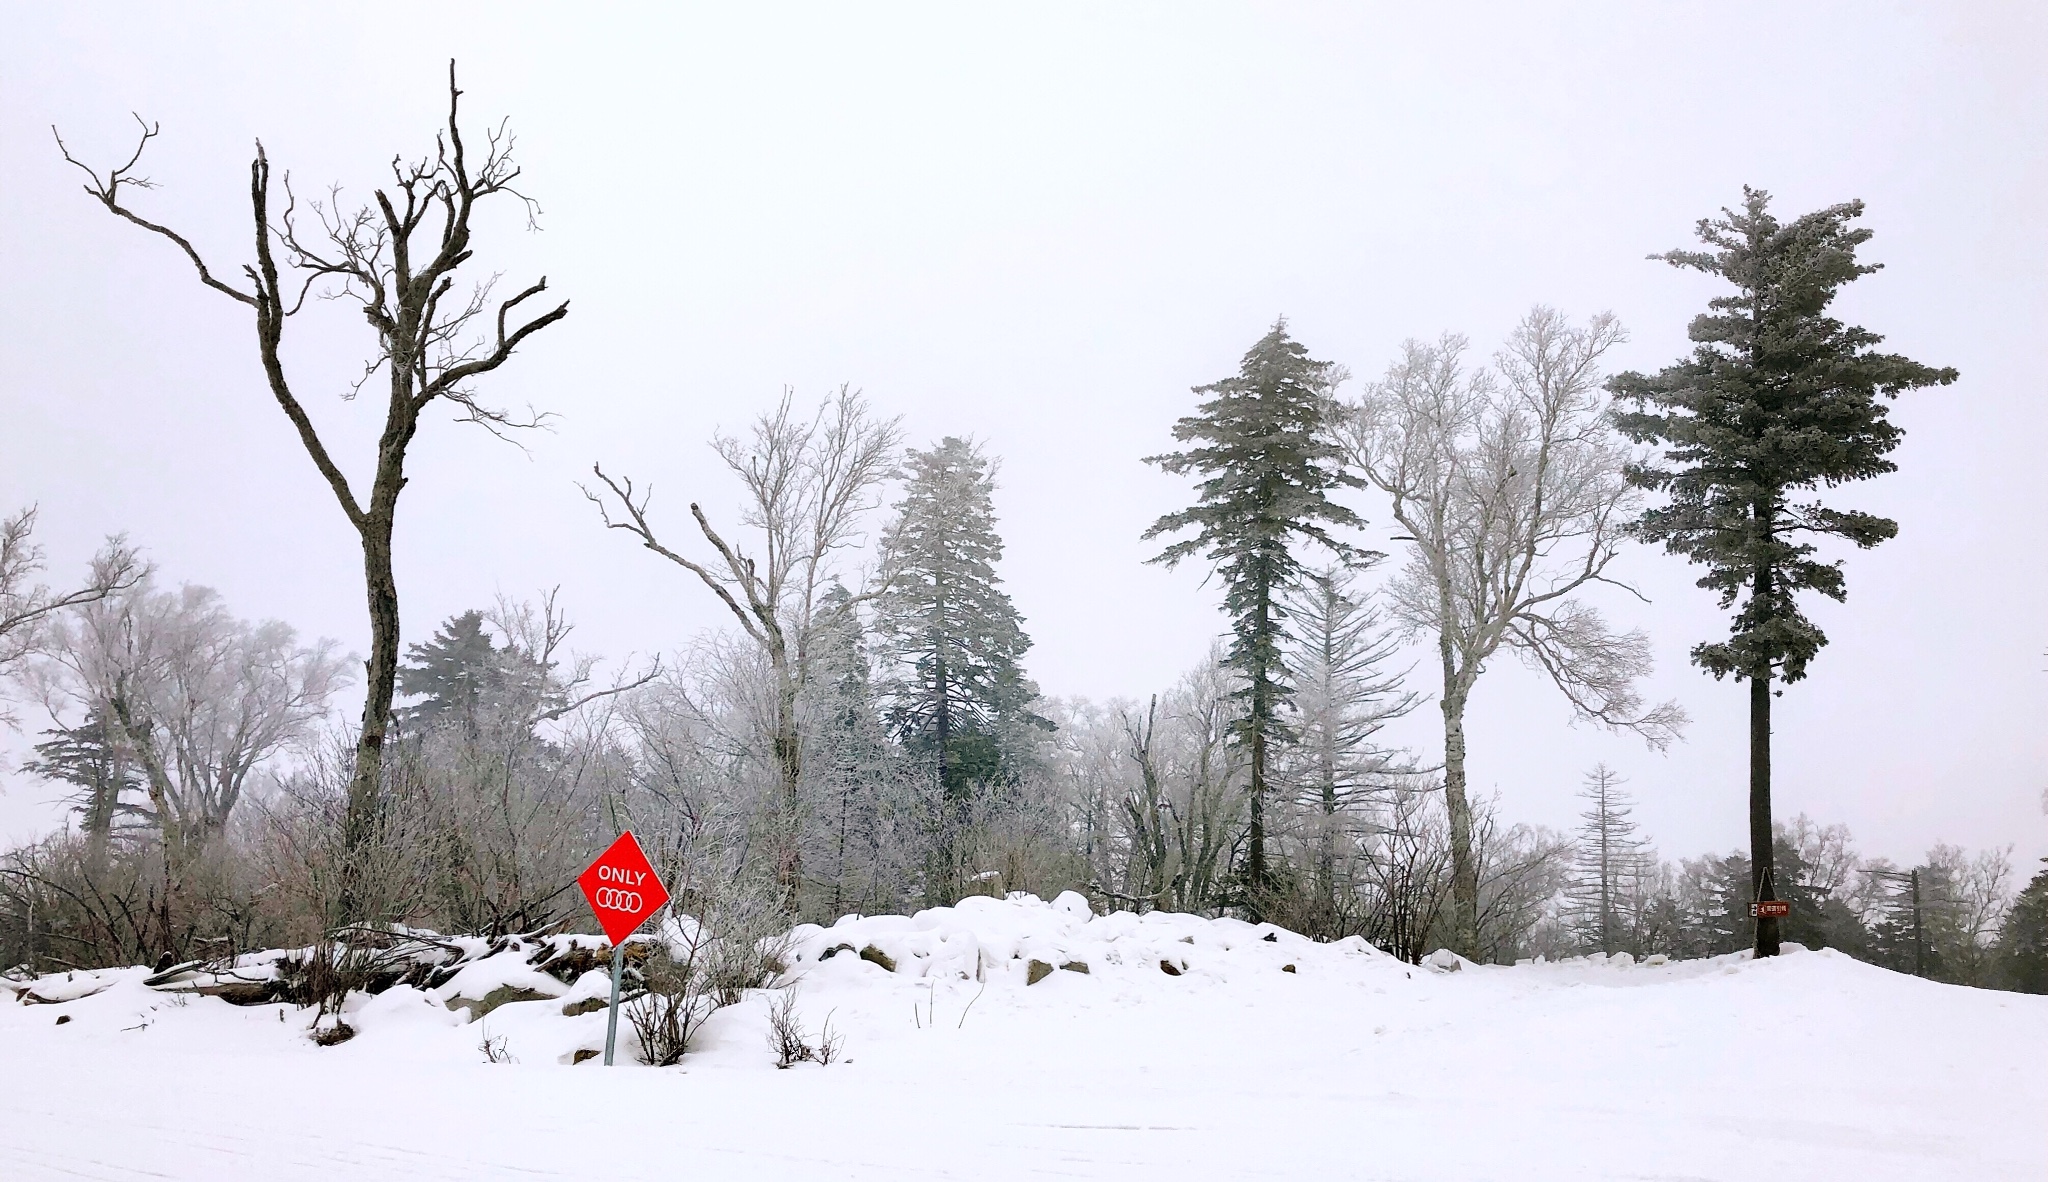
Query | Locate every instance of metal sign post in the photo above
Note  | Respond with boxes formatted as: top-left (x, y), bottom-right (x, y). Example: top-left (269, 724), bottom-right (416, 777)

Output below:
top-left (603, 942), bottom-right (625, 1066)
top-left (576, 831), bottom-right (671, 1068)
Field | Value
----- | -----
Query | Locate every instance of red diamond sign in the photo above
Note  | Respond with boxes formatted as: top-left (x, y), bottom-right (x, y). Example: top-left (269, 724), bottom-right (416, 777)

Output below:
top-left (578, 831), bottom-right (670, 945)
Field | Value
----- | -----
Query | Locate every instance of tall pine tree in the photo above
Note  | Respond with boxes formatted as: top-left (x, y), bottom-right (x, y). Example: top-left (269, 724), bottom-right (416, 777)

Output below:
top-left (23, 707), bottom-right (142, 862)
top-left (1565, 764), bottom-right (1649, 956)
top-left (805, 583), bottom-right (898, 915)
top-left (1145, 321), bottom-right (1365, 908)
top-left (1609, 189), bottom-right (1956, 956)
top-left (874, 437), bottom-right (1044, 892)
top-left (1280, 564), bottom-right (1418, 925)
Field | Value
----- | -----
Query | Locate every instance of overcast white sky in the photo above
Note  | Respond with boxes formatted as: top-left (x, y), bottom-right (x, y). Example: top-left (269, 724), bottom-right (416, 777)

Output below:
top-left (3, 3), bottom-right (2043, 872)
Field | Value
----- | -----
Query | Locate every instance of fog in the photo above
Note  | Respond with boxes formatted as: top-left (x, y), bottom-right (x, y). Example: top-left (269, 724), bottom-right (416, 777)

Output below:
top-left (2, 2), bottom-right (2042, 869)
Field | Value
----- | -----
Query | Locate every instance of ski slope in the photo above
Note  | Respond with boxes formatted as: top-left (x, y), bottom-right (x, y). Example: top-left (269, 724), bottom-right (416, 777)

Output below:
top-left (3, 893), bottom-right (2041, 1181)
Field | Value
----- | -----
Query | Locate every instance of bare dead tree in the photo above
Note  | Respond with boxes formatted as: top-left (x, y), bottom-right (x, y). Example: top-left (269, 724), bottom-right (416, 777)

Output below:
top-left (1337, 306), bottom-right (1685, 957)
top-left (57, 65), bottom-right (569, 917)
top-left (0, 507), bottom-right (145, 722)
top-left (587, 387), bottom-right (900, 902)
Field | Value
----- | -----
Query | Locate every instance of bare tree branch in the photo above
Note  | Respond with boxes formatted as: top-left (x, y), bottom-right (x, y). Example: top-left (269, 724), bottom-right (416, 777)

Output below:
top-left (587, 390), bottom-right (901, 902)
top-left (583, 466), bottom-right (765, 647)
top-left (1, 508), bottom-right (150, 724)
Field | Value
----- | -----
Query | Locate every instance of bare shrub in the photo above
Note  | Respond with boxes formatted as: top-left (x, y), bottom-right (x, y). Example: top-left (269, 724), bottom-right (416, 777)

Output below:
top-left (397, 596), bottom-right (647, 937)
top-left (1357, 786), bottom-right (1453, 963)
top-left (948, 798), bottom-right (1087, 908)
top-left (627, 858), bottom-right (788, 1066)
top-left (626, 943), bottom-right (719, 1067)
top-left (273, 926), bottom-right (456, 1028)
top-left (247, 734), bottom-right (439, 941)
top-left (479, 1024), bottom-right (516, 1064)
top-left (0, 826), bottom-right (275, 972)
top-left (279, 939), bottom-right (385, 1021)
top-left (767, 988), bottom-right (843, 1068)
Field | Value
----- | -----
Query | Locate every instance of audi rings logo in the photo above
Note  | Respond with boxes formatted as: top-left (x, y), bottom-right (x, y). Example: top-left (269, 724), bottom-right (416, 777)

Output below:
top-left (594, 887), bottom-right (644, 912)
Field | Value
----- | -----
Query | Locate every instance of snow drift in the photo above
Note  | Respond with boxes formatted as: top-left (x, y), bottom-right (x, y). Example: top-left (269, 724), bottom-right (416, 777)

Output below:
top-left (3, 892), bottom-right (2043, 1181)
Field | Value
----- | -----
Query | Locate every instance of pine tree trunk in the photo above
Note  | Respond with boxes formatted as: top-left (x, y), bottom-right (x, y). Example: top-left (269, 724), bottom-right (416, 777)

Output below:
top-left (1750, 667), bottom-right (1780, 958)
top-left (83, 737), bottom-right (120, 871)
top-left (832, 768), bottom-right (852, 916)
top-left (1599, 804), bottom-right (1612, 956)
top-left (1317, 764), bottom-right (1337, 929)
top-left (1248, 720), bottom-right (1266, 905)
top-left (1244, 586), bottom-right (1272, 916)
top-left (932, 647), bottom-right (957, 902)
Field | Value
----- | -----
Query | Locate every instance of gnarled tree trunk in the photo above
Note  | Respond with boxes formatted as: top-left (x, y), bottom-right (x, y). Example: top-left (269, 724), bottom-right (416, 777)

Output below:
top-left (63, 65), bottom-right (569, 920)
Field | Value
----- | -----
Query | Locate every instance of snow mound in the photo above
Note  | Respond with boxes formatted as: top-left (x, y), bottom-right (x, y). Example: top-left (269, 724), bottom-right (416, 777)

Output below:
top-left (785, 890), bottom-right (1398, 988)
top-left (5, 895), bottom-right (2044, 1181)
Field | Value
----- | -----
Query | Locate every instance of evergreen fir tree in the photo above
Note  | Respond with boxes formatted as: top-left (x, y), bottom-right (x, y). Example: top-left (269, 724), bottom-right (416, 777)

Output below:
top-left (874, 437), bottom-right (1046, 890)
top-left (1278, 564), bottom-right (1418, 923)
top-left (1144, 321), bottom-right (1364, 907)
top-left (1767, 837), bottom-right (1861, 954)
top-left (1994, 865), bottom-right (2048, 994)
top-left (1865, 868), bottom-right (1936, 979)
top-left (23, 707), bottom-right (143, 857)
top-left (1609, 189), bottom-right (1957, 957)
top-left (1666, 851), bottom-right (1760, 957)
top-left (805, 584), bottom-right (898, 915)
top-left (1564, 764), bottom-right (1649, 956)
top-left (397, 610), bottom-right (526, 731)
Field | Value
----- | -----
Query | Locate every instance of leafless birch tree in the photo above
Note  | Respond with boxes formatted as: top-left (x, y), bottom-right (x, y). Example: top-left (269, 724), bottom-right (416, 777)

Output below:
top-left (1337, 306), bottom-right (1685, 958)
top-left (57, 65), bottom-right (569, 917)
top-left (588, 387), bottom-right (901, 902)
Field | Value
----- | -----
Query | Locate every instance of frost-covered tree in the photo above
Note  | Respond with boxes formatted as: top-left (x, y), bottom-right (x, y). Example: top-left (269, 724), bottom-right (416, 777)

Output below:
top-left (30, 581), bottom-right (349, 874)
top-left (1339, 307), bottom-right (1683, 958)
top-left (802, 585), bottom-right (900, 915)
top-left (0, 507), bottom-right (144, 723)
top-left (591, 387), bottom-right (900, 901)
top-left (1146, 322), bottom-right (1364, 908)
top-left (1882, 843), bottom-right (2013, 986)
top-left (873, 437), bottom-right (1046, 893)
top-left (1610, 190), bottom-right (1957, 957)
top-left (1277, 564), bottom-right (1419, 922)
top-left (1563, 764), bottom-right (1650, 956)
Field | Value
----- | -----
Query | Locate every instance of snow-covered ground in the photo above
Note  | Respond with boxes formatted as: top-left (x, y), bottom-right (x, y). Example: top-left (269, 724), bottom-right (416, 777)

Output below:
top-left (3, 893), bottom-right (2042, 1181)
